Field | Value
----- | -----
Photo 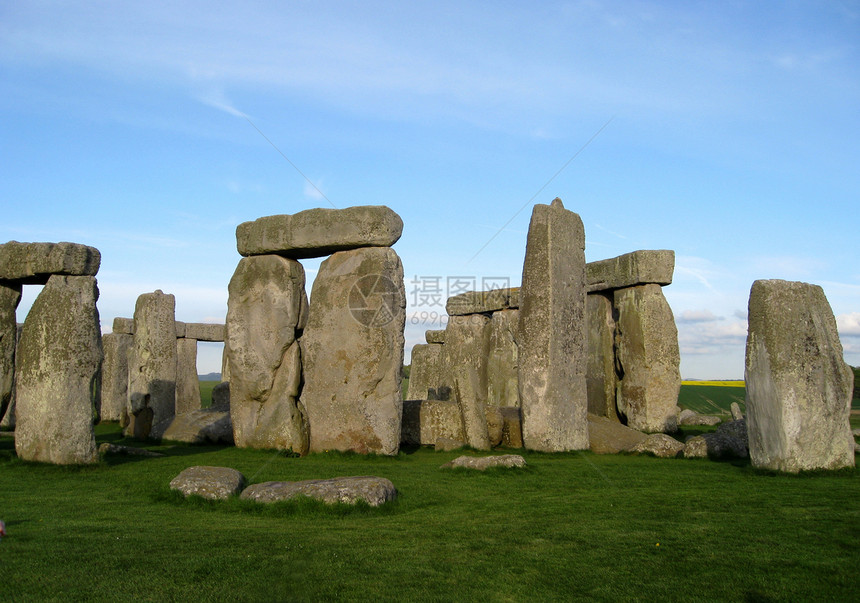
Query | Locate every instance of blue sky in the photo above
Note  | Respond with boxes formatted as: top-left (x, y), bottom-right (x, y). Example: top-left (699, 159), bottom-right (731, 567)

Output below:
top-left (2, 1), bottom-right (858, 377)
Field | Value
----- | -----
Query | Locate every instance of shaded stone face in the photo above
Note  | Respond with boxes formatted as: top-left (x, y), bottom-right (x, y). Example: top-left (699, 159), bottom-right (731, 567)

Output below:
top-left (225, 255), bottom-right (308, 453)
top-left (400, 399), bottom-right (465, 446)
top-left (406, 343), bottom-right (446, 401)
top-left (100, 332), bottom-right (133, 422)
top-left (126, 290), bottom-right (177, 439)
top-left (444, 314), bottom-right (492, 450)
top-left (14, 275), bottom-right (101, 465)
top-left (517, 198), bottom-right (589, 452)
top-left (486, 309), bottom-right (519, 408)
top-left (745, 279), bottom-right (854, 472)
top-left (614, 284), bottom-right (681, 433)
top-left (175, 338), bottom-right (201, 415)
top-left (0, 241), bottom-right (100, 284)
top-left (236, 205), bottom-right (403, 259)
top-left (586, 293), bottom-right (618, 421)
top-left (300, 247), bottom-right (405, 455)
top-left (0, 282), bottom-right (21, 424)
top-left (586, 250), bottom-right (675, 293)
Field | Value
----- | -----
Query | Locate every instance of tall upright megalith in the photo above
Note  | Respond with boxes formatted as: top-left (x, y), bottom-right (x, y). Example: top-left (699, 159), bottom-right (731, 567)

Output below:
top-left (614, 284), bottom-right (681, 432)
top-left (101, 331), bottom-right (133, 421)
top-left (745, 279), bottom-right (854, 472)
top-left (586, 293), bottom-right (617, 421)
top-left (518, 198), bottom-right (588, 451)
top-left (225, 255), bottom-right (308, 452)
top-left (126, 290), bottom-right (177, 439)
top-left (0, 282), bottom-right (21, 425)
top-left (444, 314), bottom-right (492, 450)
top-left (14, 275), bottom-right (101, 464)
top-left (301, 246), bottom-right (405, 455)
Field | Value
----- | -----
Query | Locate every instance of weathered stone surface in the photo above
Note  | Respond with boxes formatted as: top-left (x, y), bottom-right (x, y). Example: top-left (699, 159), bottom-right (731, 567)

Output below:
top-left (241, 476), bottom-right (397, 507)
top-left (730, 401), bottom-right (744, 421)
top-left (631, 433), bottom-right (685, 458)
top-left (162, 408), bottom-right (234, 444)
top-left (174, 321), bottom-right (186, 338)
top-left (745, 279), bottom-right (855, 472)
top-left (98, 443), bottom-right (164, 457)
top-left (614, 284), bottom-right (681, 433)
top-left (236, 206), bottom-right (403, 259)
top-left (587, 413), bottom-right (648, 454)
top-left (485, 405), bottom-right (504, 447)
top-left (441, 454), bottom-right (527, 470)
top-left (184, 323), bottom-right (226, 342)
top-left (853, 428), bottom-right (860, 438)
top-left (0, 324), bottom-right (21, 429)
top-left (212, 382), bottom-right (230, 408)
top-left (301, 247), bottom-right (405, 455)
top-left (684, 419), bottom-right (749, 460)
top-left (100, 332), bottom-right (133, 421)
top-left (445, 314), bottom-right (491, 450)
top-left (0, 241), bottom-right (101, 284)
top-left (14, 275), bottom-right (101, 464)
top-left (112, 317), bottom-right (134, 334)
top-left (175, 338), bottom-right (201, 415)
top-left (445, 288), bottom-right (520, 316)
top-left (678, 409), bottom-right (721, 426)
top-left (400, 399), bottom-right (464, 446)
top-left (0, 283), bottom-right (21, 425)
top-left (406, 344), bottom-right (447, 401)
top-left (586, 293), bottom-right (618, 421)
top-left (518, 198), bottom-right (588, 451)
top-left (499, 406), bottom-right (523, 448)
top-left (225, 255), bottom-right (308, 453)
top-left (586, 250), bottom-right (674, 293)
top-left (487, 309), bottom-right (519, 408)
top-left (126, 290), bottom-right (177, 439)
top-left (435, 437), bottom-right (466, 451)
top-left (425, 330), bottom-right (446, 344)
top-left (170, 466), bottom-right (245, 500)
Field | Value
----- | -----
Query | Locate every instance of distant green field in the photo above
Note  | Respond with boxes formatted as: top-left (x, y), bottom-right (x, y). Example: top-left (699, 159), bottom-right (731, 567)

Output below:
top-left (678, 384), bottom-right (746, 416)
top-left (199, 380), bottom-right (219, 408)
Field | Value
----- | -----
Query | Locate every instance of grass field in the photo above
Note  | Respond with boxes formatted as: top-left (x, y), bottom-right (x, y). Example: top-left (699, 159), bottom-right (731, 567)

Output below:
top-left (199, 379), bottom-right (219, 408)
top-left (1, 421), bottom-right (858, 602)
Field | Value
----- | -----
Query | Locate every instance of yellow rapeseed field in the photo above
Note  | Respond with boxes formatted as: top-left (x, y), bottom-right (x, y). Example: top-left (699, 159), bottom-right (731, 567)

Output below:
top-left (681, 380), bottom-right (745, 387)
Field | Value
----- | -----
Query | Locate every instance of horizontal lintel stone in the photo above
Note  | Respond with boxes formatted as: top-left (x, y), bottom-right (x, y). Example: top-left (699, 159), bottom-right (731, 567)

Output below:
top-left (425, 329), bottom-right (446, 344)
top-left (112, 317), bottom-right (134, 334)
top-left (445, 287), bottom-right (520, 316)
top-left (0, 241), bottom-right (100, 284)
top-left (184, 323), bottom-right (226, 342)
top-left (236, 205), bottom-right (403, 259)
top-left (586, 250), bottom-right (674, 293)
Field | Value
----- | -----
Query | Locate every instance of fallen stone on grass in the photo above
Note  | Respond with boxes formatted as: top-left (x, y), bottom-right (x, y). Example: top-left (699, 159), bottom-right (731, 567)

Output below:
top-left (631, 434), bottom-right (685, 458)
top-left (170, 466), bottom-right (246, 501)
top-left (683, 419), bottom-right (749, 460)
top-left (98, 443), bottom-right (165, 457)
top-left (587, 414), bottom-right (648, 454)
top-left (441, 454), bottom-right (527, 470)
top-left (678, 409), bottom-right (722, 427)
top-left (852, 428), bottom-right (860, 438)
top-left (161, 408), bottom-right (233, 445)
top-left (240, 476), bottom-right (397, 507)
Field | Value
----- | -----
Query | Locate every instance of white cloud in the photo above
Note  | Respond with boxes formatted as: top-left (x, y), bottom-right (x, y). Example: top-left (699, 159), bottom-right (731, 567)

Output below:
top-left (836, 312), bottom-right (860, 337)
top-left (677, 309), bottom-right (723, 323)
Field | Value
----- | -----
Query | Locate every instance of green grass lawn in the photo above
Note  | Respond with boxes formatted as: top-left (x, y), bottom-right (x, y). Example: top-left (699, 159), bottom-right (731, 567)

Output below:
top-left (199, 379), bottom-right (219, 408)
top-left (1, 423), bottom-right (858, 601)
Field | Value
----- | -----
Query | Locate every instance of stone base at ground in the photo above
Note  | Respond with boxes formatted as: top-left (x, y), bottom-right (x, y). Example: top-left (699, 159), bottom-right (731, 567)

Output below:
top-left (631, 433), bottom-right (685, 458)
top-left (170, 466), bottom-right (246, 500)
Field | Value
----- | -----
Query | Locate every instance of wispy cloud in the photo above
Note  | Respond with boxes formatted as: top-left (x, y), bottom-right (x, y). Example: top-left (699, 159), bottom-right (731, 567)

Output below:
top-left (677, 309), bottom-right (724, 323)
top-left (836, 312), bottom-right (860, 337)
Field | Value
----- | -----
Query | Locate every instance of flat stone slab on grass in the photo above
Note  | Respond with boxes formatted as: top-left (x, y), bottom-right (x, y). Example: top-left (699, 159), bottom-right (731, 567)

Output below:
top-left (678, 409), bottom-right (722, 426)
top-left (170, 466), bottom-right (246, 500)
top-left (240, 476), bottom-right (397, 507)
top-left (586, 249), bottom-right (674, 293)
top-left (98, 443), bottom-right (165, 457)
top-left (441, 454), bottom-right (527, 470)
top-left (0, 241), bottom-right (101, 284)
top-left (236, 205), bottom-right (403, 258)
top-left (631, 434), bottom-right (685, 458)
top-left (587, 414), bottom-right (648, 454)
top-left (161, 408), bottom-right (233, 445)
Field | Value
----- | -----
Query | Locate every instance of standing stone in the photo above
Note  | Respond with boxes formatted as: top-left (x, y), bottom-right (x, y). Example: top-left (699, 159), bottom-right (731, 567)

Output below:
top-left (745, 279), bottom-right (854, 472)
top-left (14, 275), bottom-right (101, 464)
top-left (100, 332), bottom-right (133, 421)
top-left (1, 325), bottom-right (22, 429)
top-left (518, 198), bottom-right (588, 451)
top-left (176, 338), bottom-right (201, 415)
top-left (614, 284), bottom-right (681, 433)
top-left (406, 343), bottom-right (448, 401)
top-left (586, 293), bottom-right (618, 421)
top-left (444, 314), bottom-right (492, 450)
top-left (301, 247), bottom-right (405, 455)
top-left (486, 309), bottom-right (519, 408)
top-left (0, 283), bottom-right (21, 425)
top-left (225, 255), bottom-right (308, 453)
top-left (126, 290), bottom-right (177, 439)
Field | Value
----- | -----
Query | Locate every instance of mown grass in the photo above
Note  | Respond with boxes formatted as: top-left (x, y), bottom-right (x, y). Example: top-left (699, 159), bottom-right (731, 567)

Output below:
top-left (678, 384), bottom-right (746, 417)
top-left (1, 423), bottom-right (858, 602)
top-left (199, 379), bottom-right (219, 408)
